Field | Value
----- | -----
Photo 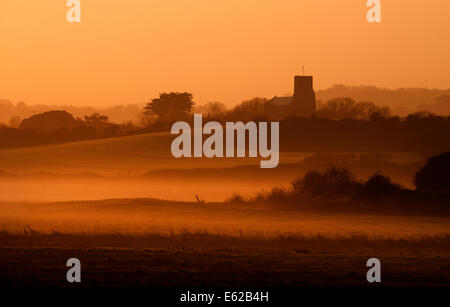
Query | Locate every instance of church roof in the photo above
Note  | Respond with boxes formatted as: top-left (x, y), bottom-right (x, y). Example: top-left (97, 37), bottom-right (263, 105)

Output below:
top-left (267, 96), bottom-right (293, 106)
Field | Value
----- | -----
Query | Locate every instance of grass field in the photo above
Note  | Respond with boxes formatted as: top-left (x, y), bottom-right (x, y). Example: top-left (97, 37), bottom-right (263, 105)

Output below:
top-left (0, 131), bottom-right (425, 202)
top-left (1, 198), bottom-right (449, 237)
top-left (0, 132), bottom-right (313, 175)
top-left (2, 244), bottom-right (448, 287)
top-left (0, 130), bottom-right (422, 175)
top-left (0, 198), bottom-right (449, 287)
top-left (0, 135), bottom-right (446, 287)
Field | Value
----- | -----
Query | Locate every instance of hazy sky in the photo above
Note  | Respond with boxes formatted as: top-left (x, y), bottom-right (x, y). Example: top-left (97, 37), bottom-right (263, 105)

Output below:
top-left (1, 0), bottom-right (449, 107)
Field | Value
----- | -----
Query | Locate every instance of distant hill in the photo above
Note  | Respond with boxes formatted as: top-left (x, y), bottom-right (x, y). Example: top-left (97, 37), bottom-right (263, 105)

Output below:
top-left (316, 85), bottom-right (450, 116)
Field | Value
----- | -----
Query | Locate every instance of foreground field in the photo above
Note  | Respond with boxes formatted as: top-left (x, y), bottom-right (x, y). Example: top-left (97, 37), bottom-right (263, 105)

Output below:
top-left (0, 198), bottom-right (449, 287)
top-left (0, 232), bottom-right (449, 287)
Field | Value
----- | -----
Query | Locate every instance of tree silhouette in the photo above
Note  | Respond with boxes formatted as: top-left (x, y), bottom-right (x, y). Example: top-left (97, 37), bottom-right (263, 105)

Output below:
top-left (19, 110), bottom-right (79, 131)
top-left (363, 171), bottom-right (402, 199)
top-left (144, 92), bottom-right (194, 123)
top-left (84, 113), bottom-right (109, 124)
top-left (316, 97), bottom-right (391, 120)
top-left (195, 101), bottom-right (227, 118)
top-left (414, 151), bottom-right (450, 191)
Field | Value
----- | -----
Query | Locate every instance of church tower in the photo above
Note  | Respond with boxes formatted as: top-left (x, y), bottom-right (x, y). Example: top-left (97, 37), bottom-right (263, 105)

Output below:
top-left (292, 75), bottom-right (316, 117)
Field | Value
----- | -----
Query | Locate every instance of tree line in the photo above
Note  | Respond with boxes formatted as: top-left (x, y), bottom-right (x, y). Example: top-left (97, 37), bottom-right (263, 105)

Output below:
top-left (1, 91), bottom-right (450, 154)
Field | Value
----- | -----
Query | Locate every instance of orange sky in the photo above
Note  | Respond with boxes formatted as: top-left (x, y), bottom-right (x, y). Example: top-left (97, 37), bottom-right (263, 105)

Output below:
top-left (1, 0), bottom-right (449, 107)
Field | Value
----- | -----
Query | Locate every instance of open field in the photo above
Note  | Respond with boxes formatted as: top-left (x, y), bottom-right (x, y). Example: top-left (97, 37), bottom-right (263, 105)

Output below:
top-left (0, 131), bottom-right (423, 175)
top-left (0, 132), bottom-right (308, 175)
top-left (0, 132), bottom-right (425, 202)
top-left (0, 232), bottom-right (449, 287)
top-left (0, 198), bottom-right (449, 287)
top-left (0, 135), bottom-right (447, 287)
top-left (1, 198), bottom-right (450, 236)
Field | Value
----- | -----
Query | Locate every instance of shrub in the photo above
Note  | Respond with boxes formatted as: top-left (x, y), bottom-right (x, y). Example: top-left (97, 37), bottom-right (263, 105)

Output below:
top-left (292, 167), bottom-right (359, 197)
top-left (362, 171), bottom-right (403, 199)
top-left (226, 194), bottom-right (245, 204)
top-left (265, 187), bottom-right (289, 203)
top-left (414, 151), bottom-right (450, 191)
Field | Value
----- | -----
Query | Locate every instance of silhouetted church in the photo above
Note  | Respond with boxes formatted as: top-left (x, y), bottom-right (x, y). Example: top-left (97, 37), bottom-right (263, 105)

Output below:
top-left (266, 76), bottom-right (316, 119)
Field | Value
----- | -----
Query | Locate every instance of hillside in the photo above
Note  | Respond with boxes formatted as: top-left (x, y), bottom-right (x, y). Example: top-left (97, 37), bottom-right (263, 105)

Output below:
top-left (0, 131), bottom-right (308, 176)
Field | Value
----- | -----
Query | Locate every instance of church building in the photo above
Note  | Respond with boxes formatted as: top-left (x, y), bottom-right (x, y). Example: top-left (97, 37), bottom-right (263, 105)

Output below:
top-left (265, 76), bottom-right (316, 119)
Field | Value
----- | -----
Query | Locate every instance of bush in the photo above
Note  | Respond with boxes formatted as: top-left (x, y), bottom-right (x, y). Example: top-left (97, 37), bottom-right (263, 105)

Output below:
top-left (414, 151), bottom-right (450, 191)
top-left (226, 194), bottom-right (245, 204)
top-left (292, 167), bottom-right (359, 197)
top-left (19, 110), bottom-right (80, 131)
top-left (265, 187), bottom-right (289, 203)
top-left (362, 171), bottom-right (403, 199)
